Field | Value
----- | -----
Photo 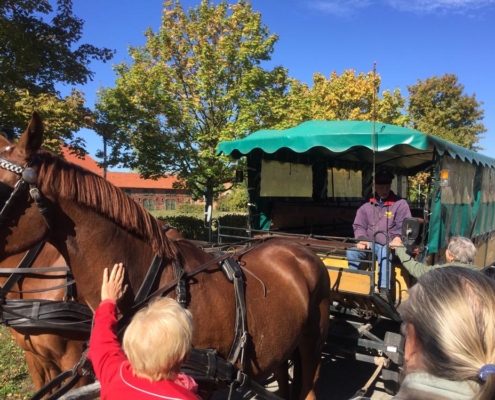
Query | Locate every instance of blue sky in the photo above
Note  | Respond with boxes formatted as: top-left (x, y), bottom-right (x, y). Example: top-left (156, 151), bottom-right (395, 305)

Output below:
top-left (66, 0), bottom-right (495, 168)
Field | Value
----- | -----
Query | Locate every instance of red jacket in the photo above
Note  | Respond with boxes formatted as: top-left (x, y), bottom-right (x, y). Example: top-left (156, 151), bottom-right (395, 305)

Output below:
top-left (88, 300), bottom-right (199, 400)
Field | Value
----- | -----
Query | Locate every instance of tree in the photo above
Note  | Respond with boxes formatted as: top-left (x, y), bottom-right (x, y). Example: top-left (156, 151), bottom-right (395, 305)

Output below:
top-left (96, 0), bottom-right (289, 211)
top-left (1, 0), bottom-right (114, 95)
top-left (270, 70), bottom-right (407, 129)
top-left (407, 74), bottom-right (486, 150)
top-left (0, 0), bottom-right (114, 150)
top-left (2, 88), bottom-right (93, 154)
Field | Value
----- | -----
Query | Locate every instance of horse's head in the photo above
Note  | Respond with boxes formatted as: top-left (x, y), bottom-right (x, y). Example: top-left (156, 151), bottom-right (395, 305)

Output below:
top-left (0, 112), bottom-right (49, 257)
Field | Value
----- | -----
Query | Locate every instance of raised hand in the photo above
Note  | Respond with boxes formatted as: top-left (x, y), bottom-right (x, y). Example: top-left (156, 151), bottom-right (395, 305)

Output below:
top-left (101, 263), bottom-right (128, 303)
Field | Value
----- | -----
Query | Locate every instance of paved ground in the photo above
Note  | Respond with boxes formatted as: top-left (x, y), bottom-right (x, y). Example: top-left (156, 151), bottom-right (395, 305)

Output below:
top-left (213, 346), bottom-right (394, 400)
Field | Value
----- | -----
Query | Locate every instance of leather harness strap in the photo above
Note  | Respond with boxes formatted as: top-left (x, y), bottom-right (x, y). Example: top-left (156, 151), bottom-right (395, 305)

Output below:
top-left (1, 241), bottom-right (46, 293)
top-left (223, 257), bottom-right (248, 368)
top-left (1, 299), bottom-right (93, 331)
top-left (134, 253), bottom-right (163, 304)
top-left (0, 266), bottom-right (70, 274)
top-left (173, 260), bottom-right (187, 307)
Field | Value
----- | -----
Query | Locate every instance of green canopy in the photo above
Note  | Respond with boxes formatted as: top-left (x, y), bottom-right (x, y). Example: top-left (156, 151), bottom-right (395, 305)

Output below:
top-left (218, 121), bottom-right (495, 259)
top-left (218, 120), bottom-right (495, 171)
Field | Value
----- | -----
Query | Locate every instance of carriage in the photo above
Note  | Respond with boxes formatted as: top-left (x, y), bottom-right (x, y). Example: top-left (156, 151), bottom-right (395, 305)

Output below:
top-left (2, 116), bottom-right (495, 399)
top-left (216, 119), bottom-right (495, 393)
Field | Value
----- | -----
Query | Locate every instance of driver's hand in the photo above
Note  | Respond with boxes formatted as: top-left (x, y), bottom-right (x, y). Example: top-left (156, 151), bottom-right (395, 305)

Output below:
top-left (357, 241), bottom-right (370, 250)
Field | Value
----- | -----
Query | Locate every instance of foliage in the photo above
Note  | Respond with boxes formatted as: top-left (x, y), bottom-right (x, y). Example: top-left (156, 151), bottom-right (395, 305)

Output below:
top-left (407, 74), bottom-right (486, 150)
top-left (0, 0), bottom-right (114, 151)
top-left (216, 182), bottom-right (248, 212)
top-left (0, 326), bottom-right (33, 398)
top-left (407, 171), bottom-right (431, 205)
top-left (177, 203), bottom-right (205, 214)
top-left (157, 213), bottom-right (248, 241)
top-left (2, 89), bottom-right (94, 154)
top-left (215, 213), bottom-right (250, 241)
top-left (158, 215), bottom-right (206, 240)
top-left (1, 0), bottom-right (114, 95)
top-left (406, 74), bottom-right (486, 199)
top-left (270, 70), bottom-right (407, 129)
top-left (96, 0), bottom-right (289, 207)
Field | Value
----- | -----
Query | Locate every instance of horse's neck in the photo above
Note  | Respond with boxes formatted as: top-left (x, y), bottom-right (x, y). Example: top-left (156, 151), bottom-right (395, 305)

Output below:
top-left (50, 203), bottom-right (159, 310)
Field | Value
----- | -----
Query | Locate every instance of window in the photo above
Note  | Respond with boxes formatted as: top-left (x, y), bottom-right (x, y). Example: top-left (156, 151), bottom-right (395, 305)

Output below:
top-left (260, 160), bottom-right (312, 197)
top-left (143, 199), bottom-right (148, 209)
top-left (166, 199), bottom-right (171, 210)
top-left (171, 199), bottom-right (176, 210)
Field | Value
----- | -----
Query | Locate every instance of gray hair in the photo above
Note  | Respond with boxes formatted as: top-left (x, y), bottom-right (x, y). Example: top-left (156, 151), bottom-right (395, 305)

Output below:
top-left (400, 267), bottom-right (495, 399)
top-left (448, 236), bottom-right (476, 264)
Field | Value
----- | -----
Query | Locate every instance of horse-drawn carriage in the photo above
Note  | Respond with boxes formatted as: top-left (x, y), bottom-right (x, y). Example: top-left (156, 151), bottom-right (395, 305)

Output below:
top-left (2, 115), bottom-right (495, 399)
top-left (216, 119), bottom-right (495, 393)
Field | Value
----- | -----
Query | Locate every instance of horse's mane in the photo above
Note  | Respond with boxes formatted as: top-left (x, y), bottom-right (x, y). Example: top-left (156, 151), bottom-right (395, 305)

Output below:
top-left (36, 150), bottom-right (179, 260)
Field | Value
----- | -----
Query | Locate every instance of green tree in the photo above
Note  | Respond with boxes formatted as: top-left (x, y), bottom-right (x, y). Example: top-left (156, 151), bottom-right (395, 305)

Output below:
top-left (1, 0), bottom-right (114, 150)
top-left (96, 0), bottom-right (288, 210)
top-left (217, 181), bottom-right (248, 212)
top-left (271, 70), bottom-right (407, 129)
top-left (3, 88), bottom-right (93, 154)
top-left (407, 74), bottom-right (486, 150)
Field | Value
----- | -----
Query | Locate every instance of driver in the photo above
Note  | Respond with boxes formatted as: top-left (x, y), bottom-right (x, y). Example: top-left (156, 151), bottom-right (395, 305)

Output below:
top-left (346, 170), bottom-right (411, 295)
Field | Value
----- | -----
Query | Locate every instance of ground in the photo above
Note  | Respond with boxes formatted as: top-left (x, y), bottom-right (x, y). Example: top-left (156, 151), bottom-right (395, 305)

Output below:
top-left (212, 344), bottom-right (394, 400)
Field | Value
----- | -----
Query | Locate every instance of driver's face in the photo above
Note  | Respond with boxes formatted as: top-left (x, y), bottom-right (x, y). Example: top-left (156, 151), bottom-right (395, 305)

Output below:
top-left (375, 183), bottom-right (391, 200)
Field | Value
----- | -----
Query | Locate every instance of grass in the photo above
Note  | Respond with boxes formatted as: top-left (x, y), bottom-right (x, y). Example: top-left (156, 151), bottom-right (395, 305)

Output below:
top-left (0, 326), bottom-right (34, 399)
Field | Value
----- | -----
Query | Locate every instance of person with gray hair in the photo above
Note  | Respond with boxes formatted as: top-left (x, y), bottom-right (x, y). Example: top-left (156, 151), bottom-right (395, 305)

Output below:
top-left (389, 236), bottom-right (478, 278)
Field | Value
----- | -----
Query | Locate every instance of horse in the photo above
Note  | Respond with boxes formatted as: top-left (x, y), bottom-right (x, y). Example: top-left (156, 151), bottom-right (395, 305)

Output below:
top-left (1, 188), bottom-right (182, 396)
top-left (0, 243), bottom-right (92, 394)
top-left (0, 113), bottom-right (330, 399)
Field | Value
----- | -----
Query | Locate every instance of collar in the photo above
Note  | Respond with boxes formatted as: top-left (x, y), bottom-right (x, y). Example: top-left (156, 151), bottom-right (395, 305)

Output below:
top-left (370, 190), bottom-right (396, 206)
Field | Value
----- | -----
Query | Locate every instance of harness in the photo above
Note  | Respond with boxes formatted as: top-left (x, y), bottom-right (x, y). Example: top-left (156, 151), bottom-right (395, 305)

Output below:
top-left (0, 153), bottom-right (282, 400)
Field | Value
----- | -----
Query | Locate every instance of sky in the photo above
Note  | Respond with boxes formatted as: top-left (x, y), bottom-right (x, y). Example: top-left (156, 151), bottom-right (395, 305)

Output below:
top-left (65, 0), bottom-right (495, 168)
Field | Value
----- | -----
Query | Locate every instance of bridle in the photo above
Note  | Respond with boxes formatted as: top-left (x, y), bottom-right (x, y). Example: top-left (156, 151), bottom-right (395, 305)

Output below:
top-left (0, 148), bottom-right (59, 296)
top-left (0, 149), bottom-right (52, 229)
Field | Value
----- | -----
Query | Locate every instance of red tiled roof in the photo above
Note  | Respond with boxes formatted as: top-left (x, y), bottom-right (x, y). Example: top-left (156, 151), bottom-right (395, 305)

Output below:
top-left (62, 148), bottom-right (103, 176)
top-left (62, 148), bottom-right (179, 190)
top-left (106, 171), bottom-right (179, 189)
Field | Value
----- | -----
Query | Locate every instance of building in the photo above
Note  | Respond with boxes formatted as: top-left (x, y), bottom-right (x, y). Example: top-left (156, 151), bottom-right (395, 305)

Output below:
top-left (62, 149), bottom-right (193, 211)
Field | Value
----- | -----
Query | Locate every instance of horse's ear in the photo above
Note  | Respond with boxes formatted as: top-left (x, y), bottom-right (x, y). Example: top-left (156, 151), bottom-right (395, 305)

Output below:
top-left (16, 112), bottom-right (44, 157)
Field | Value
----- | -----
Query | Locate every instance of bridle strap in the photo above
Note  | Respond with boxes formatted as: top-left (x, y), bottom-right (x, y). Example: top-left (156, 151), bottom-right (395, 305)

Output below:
top-left (134, 253), bottom-right (163, 304)
top-left (0, 266), bottom-right (70, 274)
top-left (1, 241), bottom-right (46, 293)
top-left (0, 155), bottom-right (52, 230)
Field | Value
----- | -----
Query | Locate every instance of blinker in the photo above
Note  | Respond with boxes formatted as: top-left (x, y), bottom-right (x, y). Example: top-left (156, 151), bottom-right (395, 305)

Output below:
top-left (22, 167), bottom-right (38, 184)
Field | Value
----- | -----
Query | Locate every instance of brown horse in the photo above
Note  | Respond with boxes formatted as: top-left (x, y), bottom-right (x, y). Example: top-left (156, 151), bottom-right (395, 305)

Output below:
top-left (1, 189), bottom-right (181, 395)
top-left (0, 243), bottom-right (92, 393)
top-left (0, 113), bottom-right (330, 399)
